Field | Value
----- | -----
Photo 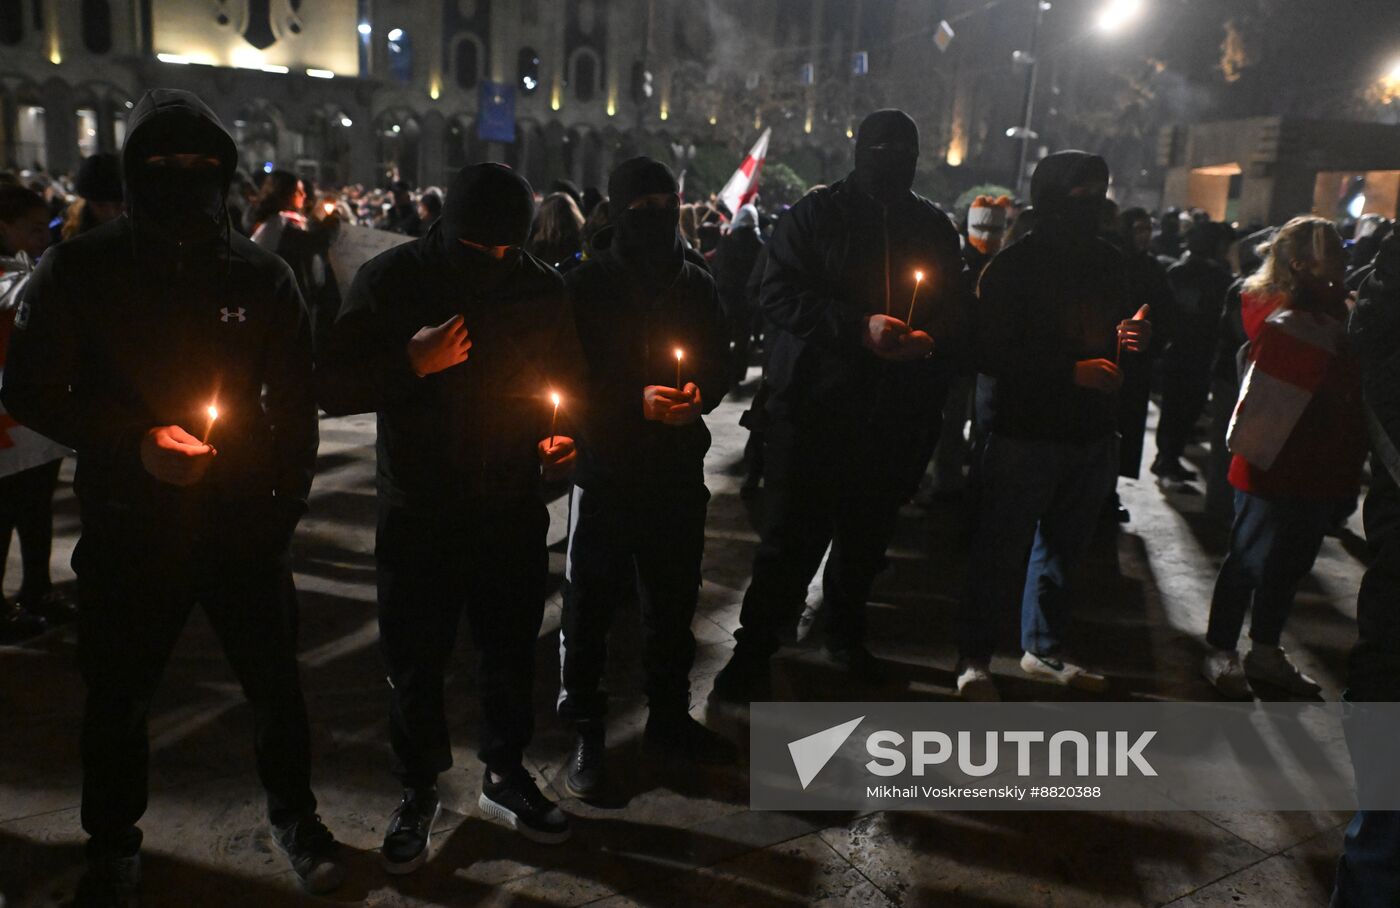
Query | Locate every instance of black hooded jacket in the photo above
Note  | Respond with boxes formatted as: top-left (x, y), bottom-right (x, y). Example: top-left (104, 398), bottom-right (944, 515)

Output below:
top-left (1, 90), bottom-right (317, 556)
top-left (566, 243), bottom-right (728, 495)
top-left (315, 219), bottom-right (583, 510)
top-left (975, 151), bottom-right (1135, 444)
top-left (758, 180), bottom-right (970, 430)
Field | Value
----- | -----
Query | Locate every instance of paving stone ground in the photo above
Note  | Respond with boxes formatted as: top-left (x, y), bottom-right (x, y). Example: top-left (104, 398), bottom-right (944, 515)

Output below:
top-left (1, 376), bottom-right (1362, 907)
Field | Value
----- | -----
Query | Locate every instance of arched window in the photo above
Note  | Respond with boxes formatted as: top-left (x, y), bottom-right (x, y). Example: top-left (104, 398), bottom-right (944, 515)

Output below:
top-left (0, 0), bottom-right (24, 45)
top-left (571, 49), bottom-right (600, 103)
top-left (454, 35), bottom-right (481, 90)
top-left (517, 46), bottom-right (540, 95)
top-left (81, 0), bottom-right (112, 53)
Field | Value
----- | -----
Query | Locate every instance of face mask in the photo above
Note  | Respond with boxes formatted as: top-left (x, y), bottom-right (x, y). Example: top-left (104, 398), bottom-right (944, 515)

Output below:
top-left (136, 167), bottom-right (224, 245)
top-left (614, 207), bottom-right (680, 261)
top-left (854, 149), bottom-right (917, 205)
top-left (1057, 195), bottom-right (1103, 238)
top-left (444, 237), bottom-right (521, 292)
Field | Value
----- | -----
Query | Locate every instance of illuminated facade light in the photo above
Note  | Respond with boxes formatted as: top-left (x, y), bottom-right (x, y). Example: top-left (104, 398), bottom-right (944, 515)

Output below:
top-left (307, 68), bottom-right (335, 79)
top-left (358, 22), bottom-right (372, 36)
top-left (157, 53), bottom-right (191, 65)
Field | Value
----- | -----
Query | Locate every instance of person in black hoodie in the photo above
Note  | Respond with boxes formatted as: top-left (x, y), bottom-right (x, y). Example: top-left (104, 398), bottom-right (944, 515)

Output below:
top-left (557, 157), bottom-right (734, 800)
top-left (1152, 220), bottom-right (1235, 485)
top-left (712, 110), bottom-right (972, 701)
top-left (1, 88), bottom-right (341, 904)
top-left (316, 163), bottom-right (581, 865)
top-left (955, 151), bottom-right (1150, 702)
top-left (713, 203), bottom-right (765, 388)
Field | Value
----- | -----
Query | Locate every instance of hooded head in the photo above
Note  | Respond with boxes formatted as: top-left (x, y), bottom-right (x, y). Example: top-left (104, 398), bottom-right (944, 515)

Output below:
top-left (606, 156), bottom-right (682, 272)
top-left (1029, 150), bottom-right (1110, 243)
top-left (122, 89), bottom-right (237, 250)
top-left (437, 163), bottom-right (535, 287)
top-left (730, 203), bottom-right (759, 233)
top-left (852, 109), bottom-right (919, 205)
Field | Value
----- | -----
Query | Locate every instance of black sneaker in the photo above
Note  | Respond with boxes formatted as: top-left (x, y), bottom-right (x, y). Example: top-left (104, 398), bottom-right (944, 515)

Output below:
top-left (73, 850), bottom-right (140, 908)
top-left (644, 713), bottom-right (738, 765)
top-left (711, 648), bottom-right (771, 704)
top-left (479, 768), bottom-right (571, 844)
top-left (564, 728), bottom-right (606, 800)
top-left (825, 643), bottom-right (888, 683)
top-left (271, 812), bottom-right (346, 894)
top-left (1151, 457), bottom-right (1197, 483)
top-left (0, 599), bottom-right (46, 644)
top-left (381, 787), bottom-right (441, 875)
top-left (23, 588), bottom-right (78, 626)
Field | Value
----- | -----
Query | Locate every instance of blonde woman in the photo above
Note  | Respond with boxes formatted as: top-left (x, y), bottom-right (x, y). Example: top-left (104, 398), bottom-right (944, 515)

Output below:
top-left (1204, 217), bottom-right (1367, 698)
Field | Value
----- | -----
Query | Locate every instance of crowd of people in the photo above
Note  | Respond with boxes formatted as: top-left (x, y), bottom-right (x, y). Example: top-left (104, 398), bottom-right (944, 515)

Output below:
top-left (1, 88), bottom-right (1397, 906)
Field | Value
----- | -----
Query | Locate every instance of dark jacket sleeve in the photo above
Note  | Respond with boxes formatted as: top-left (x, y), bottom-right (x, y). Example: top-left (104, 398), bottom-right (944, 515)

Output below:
top-left (1, 246), bottom-right (149, 463)
top-left (543, 285), bottom-right (589, 434)
top-left (1353, 235), bottom-right (1400, 447)
top-left (314, 256), bottom-right (420, 416)
top-left (264, 267), bottom-right (320, 509)
top-left (974, 248), bottom-right (1078, 388)
top-left (760, 200), bottom-right (866, 349)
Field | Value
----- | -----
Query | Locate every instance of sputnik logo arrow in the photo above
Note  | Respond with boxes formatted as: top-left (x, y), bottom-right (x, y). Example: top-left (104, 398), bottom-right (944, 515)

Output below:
top-left (788, 716), bottom-right (864, 790)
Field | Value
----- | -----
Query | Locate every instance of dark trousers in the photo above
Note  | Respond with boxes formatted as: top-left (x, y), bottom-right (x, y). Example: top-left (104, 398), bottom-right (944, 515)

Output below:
top-left (735, 418), bottom-right (914, 658)
top-left (377, 502), bottom-right (548, 784)
top-left (0, 458), bottom-right (61, 595)
top-left (961, 433), bottom-right (1118, 662)
top-left (1205, 376), bottom-right (1238, 521)
top-left (558, 485), bottom-right (708, 724)
top-left (77, 552), bottom-right (314, 851)
top-left (1206, 490), bottom-right (1340, 651)
top-left (1155, 354), bottom-right (1213, 464)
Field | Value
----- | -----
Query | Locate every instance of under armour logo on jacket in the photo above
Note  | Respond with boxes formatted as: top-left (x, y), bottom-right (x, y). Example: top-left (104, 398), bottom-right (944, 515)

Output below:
top-left (220, 307), bottom-right (247, 323)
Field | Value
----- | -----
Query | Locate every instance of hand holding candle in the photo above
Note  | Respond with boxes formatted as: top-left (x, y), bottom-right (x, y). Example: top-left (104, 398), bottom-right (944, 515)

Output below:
top-left (139, 425), bottom-right (216, 486)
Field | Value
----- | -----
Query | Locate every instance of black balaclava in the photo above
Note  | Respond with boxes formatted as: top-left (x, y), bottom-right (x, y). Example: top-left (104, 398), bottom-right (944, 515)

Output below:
top-left (1030, 150), bottom-right (1110, 246)
top-left (852, 109), bottom-right (919, 206)
top-left (438, 163), bottom-right (535, 290)
top-left (607, 156), bottom-right (682, 279)
top-left (123, 96), bottom-right (234, 250)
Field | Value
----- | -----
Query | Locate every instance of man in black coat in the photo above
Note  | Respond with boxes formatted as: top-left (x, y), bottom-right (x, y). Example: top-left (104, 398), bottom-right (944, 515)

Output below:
top-left (2, 88), bottom-right (342, 904)
top-left (556, 157), bottom-right (735, 800)
top-left (1332, 229), bottom-right (1400, 906)
top-left (1152, 221), bottom-right (1235, 484)
top-left (956, 151), bottom-right (1150, 702)
top-left (317, 164), bottom-right (582, 867)
top-left (712, 109), bottom-right (972, 701)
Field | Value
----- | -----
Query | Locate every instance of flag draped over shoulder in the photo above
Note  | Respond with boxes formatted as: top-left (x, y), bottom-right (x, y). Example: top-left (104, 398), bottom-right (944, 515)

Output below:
top-left (0, 254), bottom-right (70, 479)
top-left (1227, 306), bottom-right (1346, 471)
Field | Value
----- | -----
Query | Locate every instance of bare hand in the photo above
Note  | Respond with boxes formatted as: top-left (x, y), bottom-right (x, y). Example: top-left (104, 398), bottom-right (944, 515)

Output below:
top-left (140, 425), bottom-right (216, 486)
top-left (643, 385), bottom-right (689, 422)
top-left (1073, 358), bottom-right (1124, 394)
top-left (662, 383), bottom-right (704, 426)
top-left (887, 329), bottom-right (936, 361)
top-left (407, 314), bottom-right (472, 377)
top-left (1117, 304), bottom-right (1152, 354)
top-left (862, 314), bottom-right (910, 357)
top-left (538, 436), bottom-right (577, 482)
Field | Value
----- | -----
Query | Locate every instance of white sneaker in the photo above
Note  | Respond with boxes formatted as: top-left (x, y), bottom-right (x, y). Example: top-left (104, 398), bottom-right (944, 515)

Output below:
top-left (955, 660), bottom-right (1001, 702)
top-left (1244, 645), bottom-right (1322, 696)
top-left (1019, 651), bottom-right (1109, 693)
top-left (1202, 649), bottom-right (1254, 699)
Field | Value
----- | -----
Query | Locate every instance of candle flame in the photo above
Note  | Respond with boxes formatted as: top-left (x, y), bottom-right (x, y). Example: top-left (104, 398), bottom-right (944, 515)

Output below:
top-left (550, 392), bottom-right (561, 407)
top-left (323, 201), bottom-right (335, 214)
top-left (674, 348), bottom-right (684, 362)
top-left (914, 270), bottom-right (925, 282)
top-left (207, 405), bottom-right (219, 420)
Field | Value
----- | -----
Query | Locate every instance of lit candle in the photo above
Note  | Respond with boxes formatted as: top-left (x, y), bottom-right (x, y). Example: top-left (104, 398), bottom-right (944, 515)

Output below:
top-left (549, 391), bottom-right (561, 447)
top-left (674, 348), bottom-right (685, 392)
top-left (322, 200), bottom-right (336, 216)
top-left (201, 404), bottom-right (219, 445)
top-left (906, 270), bottom-right (925, 325)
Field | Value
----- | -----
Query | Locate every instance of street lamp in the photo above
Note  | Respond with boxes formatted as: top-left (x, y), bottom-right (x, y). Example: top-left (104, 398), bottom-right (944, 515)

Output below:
top-left (1096, 0), bottom-right (1143, 34)
top-left (1011, 1), bottom-right (1051, 197)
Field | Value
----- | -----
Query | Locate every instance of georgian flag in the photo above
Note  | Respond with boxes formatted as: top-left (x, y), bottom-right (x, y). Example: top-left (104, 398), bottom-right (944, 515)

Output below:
top-left (718, 128), bottom-right (771, 220)
top-left (1227, 307), bottom-right (1347, 471)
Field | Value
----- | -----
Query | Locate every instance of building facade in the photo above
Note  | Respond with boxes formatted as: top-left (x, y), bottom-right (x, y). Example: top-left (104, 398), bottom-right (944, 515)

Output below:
top-left (0, 0), bottom-right (1032, 200)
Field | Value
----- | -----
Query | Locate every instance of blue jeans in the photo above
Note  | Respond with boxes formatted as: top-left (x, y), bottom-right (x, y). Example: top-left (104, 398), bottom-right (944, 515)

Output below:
top-left (1206, 490), bottom-right (1340, 651)
top-left (962, 433), bottom-right (1118, 662)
